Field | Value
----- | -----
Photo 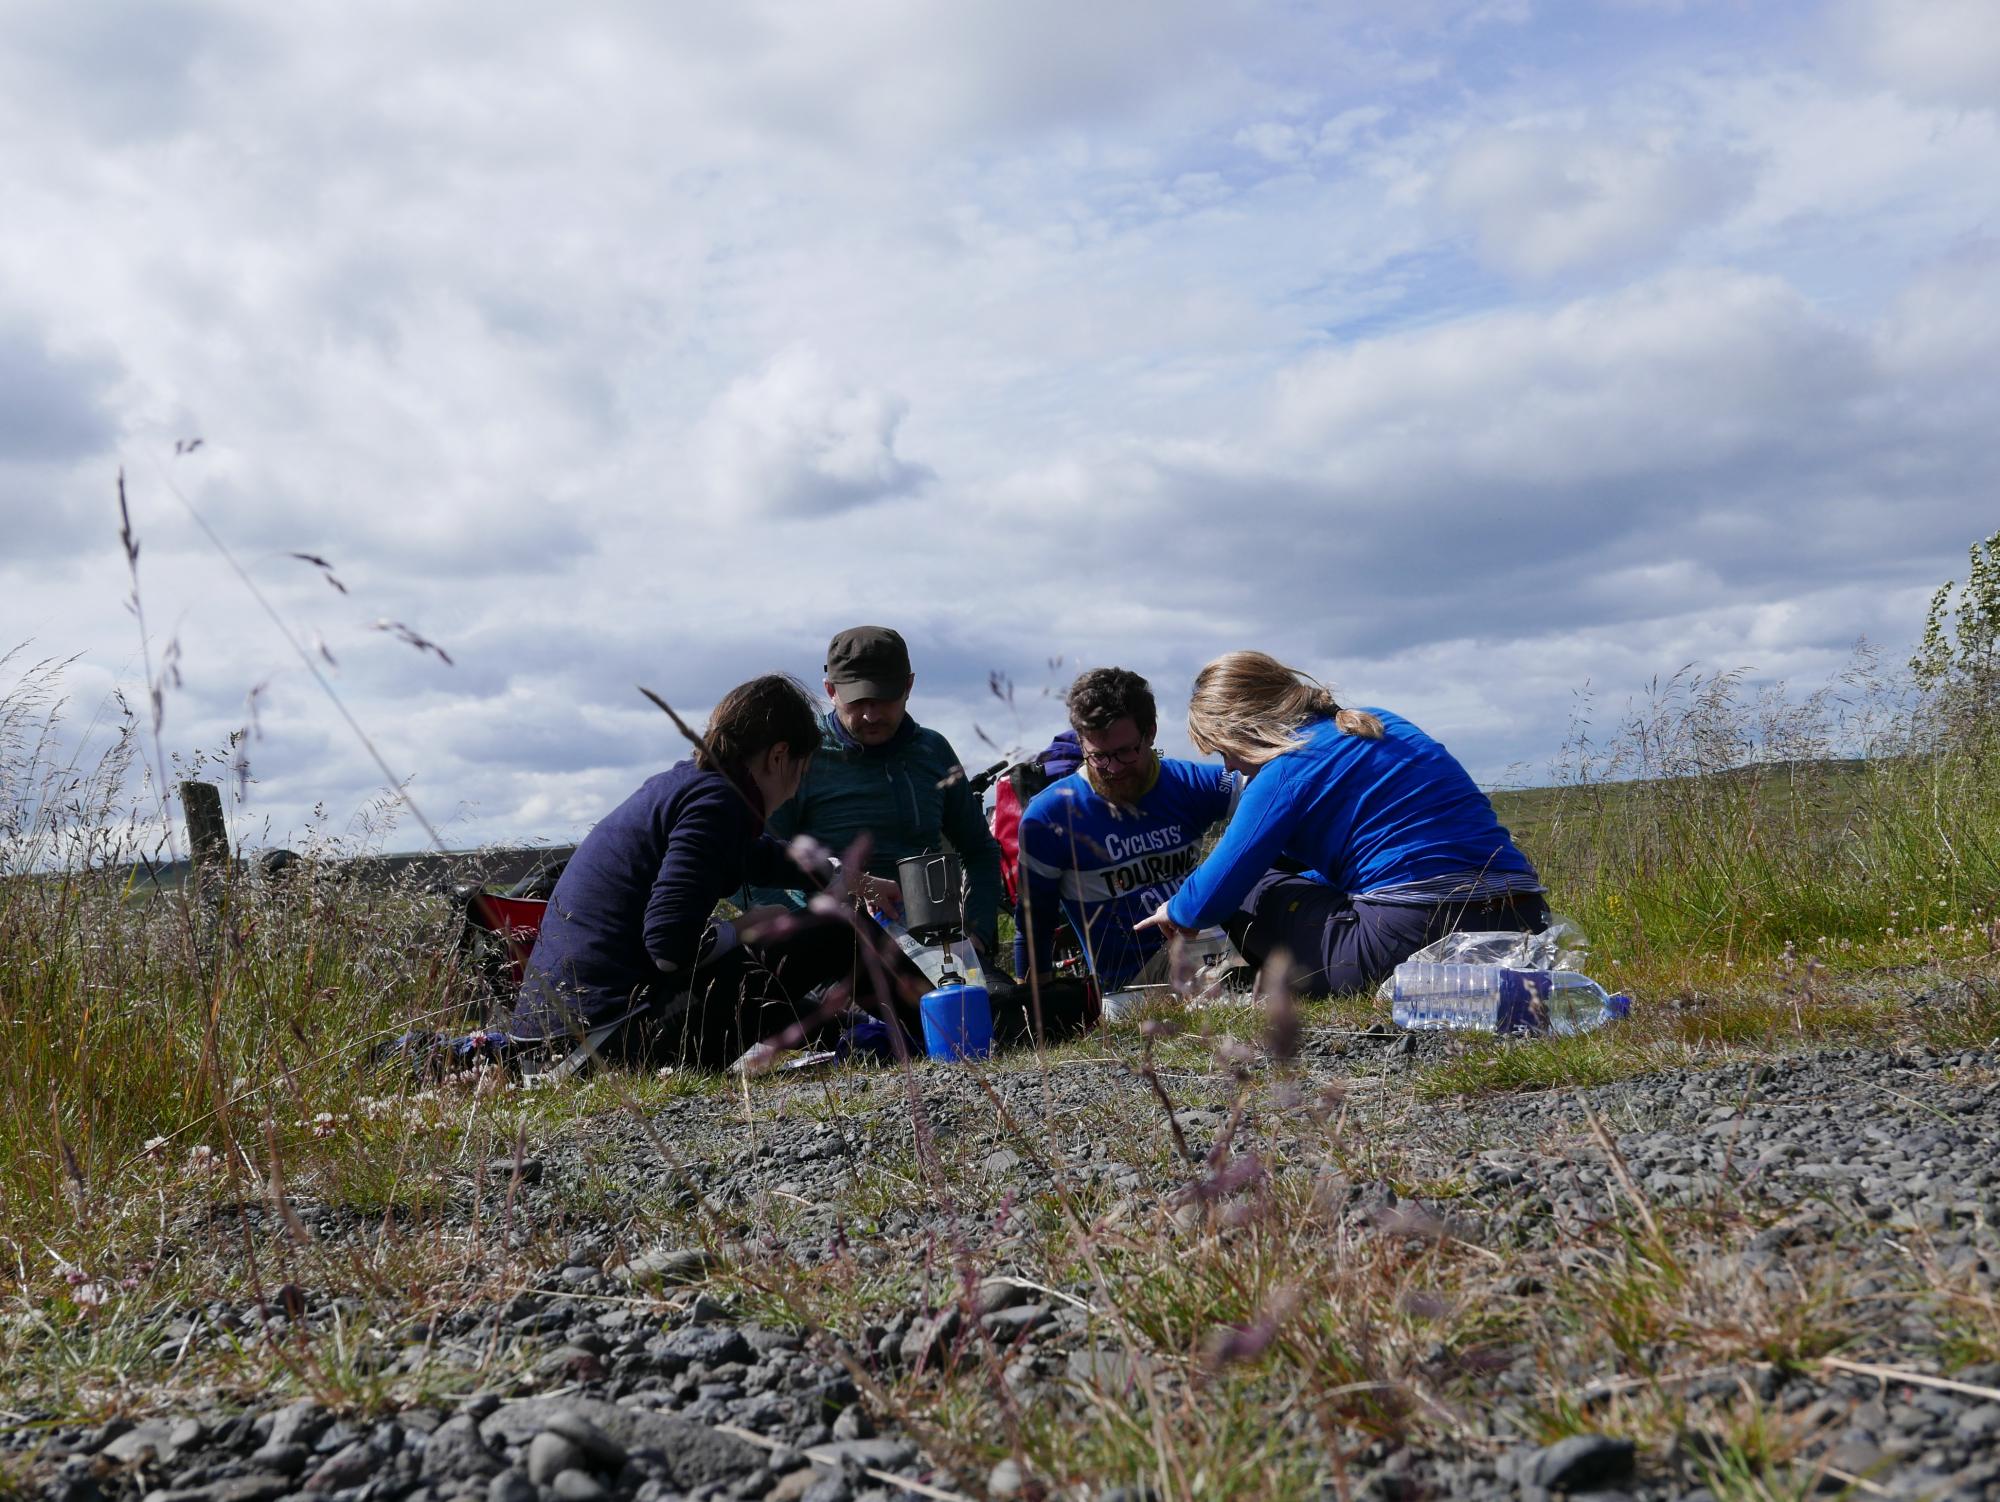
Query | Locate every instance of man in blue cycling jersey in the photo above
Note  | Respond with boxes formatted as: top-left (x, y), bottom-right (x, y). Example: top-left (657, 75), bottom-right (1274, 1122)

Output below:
top-left (1017, 668), bottom-right (1239, 992)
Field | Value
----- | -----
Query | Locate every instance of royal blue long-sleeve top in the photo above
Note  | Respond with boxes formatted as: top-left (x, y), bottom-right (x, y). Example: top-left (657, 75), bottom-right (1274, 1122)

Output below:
top-left (510, 759), bottom-right (809, 1039)
top-left (1165, 711), bottom-right (1538, 930)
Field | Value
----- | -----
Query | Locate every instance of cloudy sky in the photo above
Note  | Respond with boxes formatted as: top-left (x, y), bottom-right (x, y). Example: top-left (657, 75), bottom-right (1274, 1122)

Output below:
top-left (3, 0), bottom-right (1995, 853)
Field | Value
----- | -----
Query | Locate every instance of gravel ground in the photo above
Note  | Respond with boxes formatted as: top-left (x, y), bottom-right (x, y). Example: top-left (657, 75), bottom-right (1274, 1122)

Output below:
top-left (11, 984), bottom-right (2000, 1502)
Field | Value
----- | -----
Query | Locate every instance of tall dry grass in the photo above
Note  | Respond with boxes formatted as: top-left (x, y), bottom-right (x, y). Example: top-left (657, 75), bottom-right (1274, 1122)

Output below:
top-left (1504, 650), bottom-right (2000, 985)
top-left (0, 655), bottom-right (501, 1365)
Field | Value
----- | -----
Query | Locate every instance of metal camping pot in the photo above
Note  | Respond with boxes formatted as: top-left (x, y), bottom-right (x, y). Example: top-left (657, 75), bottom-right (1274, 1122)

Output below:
top-left (896, 850), bottom-right (964, 943)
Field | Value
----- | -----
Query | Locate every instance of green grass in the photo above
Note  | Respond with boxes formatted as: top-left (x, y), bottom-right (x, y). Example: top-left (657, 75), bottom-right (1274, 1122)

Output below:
top-left (1488, 664), bottom-right (2000, 988)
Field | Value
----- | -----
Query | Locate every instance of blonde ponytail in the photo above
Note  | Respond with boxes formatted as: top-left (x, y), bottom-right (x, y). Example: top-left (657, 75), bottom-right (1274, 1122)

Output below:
top-left (1186, 652), bottom-right (1382, 766)
top-left (1334, 706), bottom-right (1385, 739)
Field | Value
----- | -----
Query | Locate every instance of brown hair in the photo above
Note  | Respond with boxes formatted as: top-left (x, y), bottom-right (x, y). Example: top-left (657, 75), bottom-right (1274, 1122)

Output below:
top-left (1065, 666), bottom-right (1157, 739)
top-left (694, 674), bottom-right (821, 777)
top-left (1185, 651), bottom-right (1384, 766)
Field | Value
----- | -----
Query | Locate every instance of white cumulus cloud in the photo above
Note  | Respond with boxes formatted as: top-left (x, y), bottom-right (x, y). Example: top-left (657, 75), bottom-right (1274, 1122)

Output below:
top-left (1437, 128), bottom-right (1755, 279)
top-left (696, 346), bottom-right (933, 518)
top-left (1833, 0), bottom-right (2000, 111)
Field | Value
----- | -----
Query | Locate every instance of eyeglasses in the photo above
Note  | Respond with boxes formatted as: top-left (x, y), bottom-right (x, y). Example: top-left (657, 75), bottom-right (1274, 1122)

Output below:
top-left (1082, 740), bottom-right (1150, 770)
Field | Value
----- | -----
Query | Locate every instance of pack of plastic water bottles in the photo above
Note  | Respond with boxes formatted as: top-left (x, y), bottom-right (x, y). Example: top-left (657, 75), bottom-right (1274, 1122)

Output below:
top-left (1376, 917), bottom-right (1631, 1036)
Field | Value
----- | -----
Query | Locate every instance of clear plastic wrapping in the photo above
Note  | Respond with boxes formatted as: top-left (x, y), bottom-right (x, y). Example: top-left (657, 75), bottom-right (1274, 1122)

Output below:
top-left (1373, 916), bottom-right (1591, 1002)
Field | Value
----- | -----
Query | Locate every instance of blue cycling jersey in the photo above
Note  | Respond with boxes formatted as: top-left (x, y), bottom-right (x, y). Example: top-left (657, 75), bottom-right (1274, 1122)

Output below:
top-left (1018, 757), bottom-right (1239, 985)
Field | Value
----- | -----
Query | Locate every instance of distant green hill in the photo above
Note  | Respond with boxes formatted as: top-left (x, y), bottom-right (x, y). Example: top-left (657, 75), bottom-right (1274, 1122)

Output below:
top-left (1487, 758), bottom-right (1875, 853)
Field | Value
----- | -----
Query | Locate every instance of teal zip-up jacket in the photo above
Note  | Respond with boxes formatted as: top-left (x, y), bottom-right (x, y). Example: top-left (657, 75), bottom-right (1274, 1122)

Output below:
top-left (748, 710), bottom-right (1002, 947)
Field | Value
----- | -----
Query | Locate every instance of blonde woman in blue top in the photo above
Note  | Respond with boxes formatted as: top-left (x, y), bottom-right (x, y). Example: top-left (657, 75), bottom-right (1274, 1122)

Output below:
top-left (1136, 651), bottom-right (1546, 995)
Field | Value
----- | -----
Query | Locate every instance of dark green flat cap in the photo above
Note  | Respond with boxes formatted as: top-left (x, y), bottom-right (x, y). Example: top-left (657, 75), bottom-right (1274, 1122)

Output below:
top-left (825, 625), bottom-right (912, 703)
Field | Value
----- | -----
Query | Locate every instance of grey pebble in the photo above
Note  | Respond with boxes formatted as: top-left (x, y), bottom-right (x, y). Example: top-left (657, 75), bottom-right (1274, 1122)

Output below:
top-left (551, 1469), bottom-right (608, 1502)
top-left (1522, 1434), bottom-right (1634, 1491)
top-left (655, 1324), bottom-right (753, 1366)
top-left (303, 1441), bottom-right (376, 1493)
top-left (545, 1409), bottom-right (627, 1470)
top-left (974, 1278), bottom-right (1030, 1317)
top-left (897, 1309), bottom-right (961, 1369)
top-left (829, 1407), bottom-right (872, 1442)
top-left (480, 1395), bottom-right (762, 1487)
top-left (102, 1422), bottom-right (185, 1464)
top-left (527, 1433), bottom-right (585, 1486)
top-left (685, 1292), bottom-right (733, 1324)
top-left (622, 1246), bottom-right (717, 1286)
top-left (981, 1304), bottom-right (1053, 1338)
top-left (266, 1401), bottom-right (330, 1451)
top-left (244, 1441), bottom-right (309, 1476)
top-left (809, 1438), bottom-right (917, 1470)
top-left (1822, 1437), bottom-right (1884, 1482)
top-left (312, 1420), bottom-right (365, 1455)
top-left (422, 1415), bottom-right (500, 1481)
top-left (1954, 1402), bottom-right (2000, 1438)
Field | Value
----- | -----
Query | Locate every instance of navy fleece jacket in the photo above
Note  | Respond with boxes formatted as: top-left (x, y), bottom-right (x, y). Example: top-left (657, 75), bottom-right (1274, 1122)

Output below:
top-left (510, 759), bottom-right (809, 1039)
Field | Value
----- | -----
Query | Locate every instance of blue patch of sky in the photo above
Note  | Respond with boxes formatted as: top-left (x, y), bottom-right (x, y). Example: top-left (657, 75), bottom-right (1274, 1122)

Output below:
top-left (1307, 243), bottom-right (1518, 346)
top-left (1415, 0), bottom-right (1830, 101)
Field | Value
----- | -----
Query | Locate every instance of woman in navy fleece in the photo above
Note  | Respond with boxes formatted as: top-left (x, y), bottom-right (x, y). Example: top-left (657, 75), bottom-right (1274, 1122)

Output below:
top-left (1136, 651), bottom-right (1546, 995)
top-left (511, 674), bottom-right (890, 1070)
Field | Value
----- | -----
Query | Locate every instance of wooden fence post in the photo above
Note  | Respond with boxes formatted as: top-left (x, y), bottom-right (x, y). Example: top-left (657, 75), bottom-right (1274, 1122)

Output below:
top-left (180, 780), bottom-right (230, 893)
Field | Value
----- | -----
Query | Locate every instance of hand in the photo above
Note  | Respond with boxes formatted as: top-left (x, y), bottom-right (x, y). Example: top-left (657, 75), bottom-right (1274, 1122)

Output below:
top-left (1133, 900), bottom-right (1197, 943)
top-left (857, 875), bottom-right (904, 920)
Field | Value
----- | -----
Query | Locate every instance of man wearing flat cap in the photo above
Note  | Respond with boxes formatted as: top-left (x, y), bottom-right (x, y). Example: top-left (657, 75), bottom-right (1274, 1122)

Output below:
top-left (747, 625), bottom-right (1003, 959)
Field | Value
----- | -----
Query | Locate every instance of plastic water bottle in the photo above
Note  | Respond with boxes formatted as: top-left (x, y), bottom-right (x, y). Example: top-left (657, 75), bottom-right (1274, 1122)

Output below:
top-left (1390, 963), bottom-right (1630, 1036)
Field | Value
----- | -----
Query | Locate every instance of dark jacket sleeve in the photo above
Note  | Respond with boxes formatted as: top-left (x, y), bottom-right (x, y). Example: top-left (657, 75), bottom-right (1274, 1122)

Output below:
top-left (643, 786), bottom-right (749, 980)
top-left (938, 743), bottom-right (1003, 946)
top-left (741, 786), bottom-right (811, 912)
top-left (743, 833), bottom-right (818, 893)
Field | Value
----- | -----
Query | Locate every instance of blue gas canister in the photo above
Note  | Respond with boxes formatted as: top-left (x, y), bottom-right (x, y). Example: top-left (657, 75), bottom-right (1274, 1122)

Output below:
top-left (919, 978), bottom-right (993, 1061)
